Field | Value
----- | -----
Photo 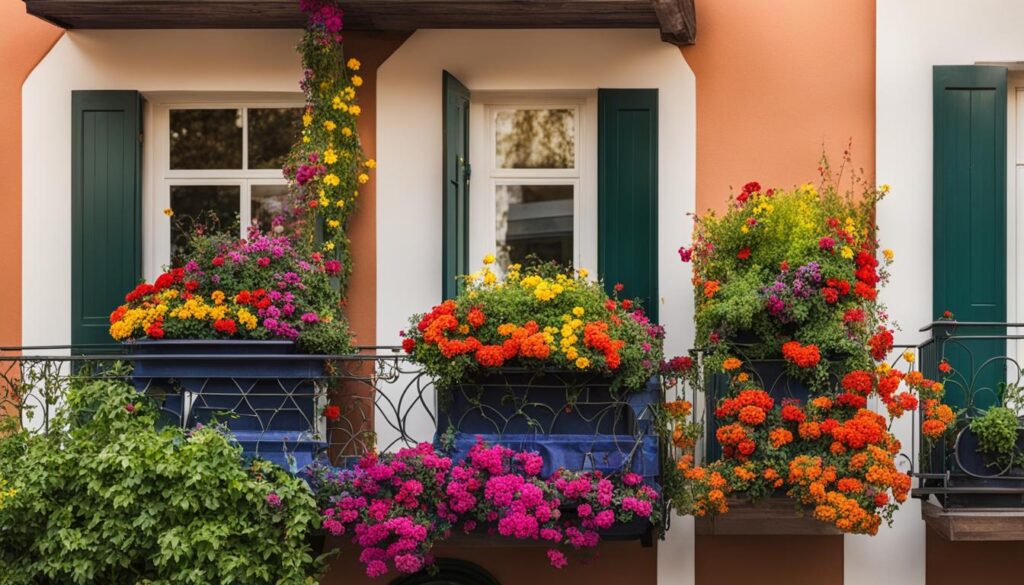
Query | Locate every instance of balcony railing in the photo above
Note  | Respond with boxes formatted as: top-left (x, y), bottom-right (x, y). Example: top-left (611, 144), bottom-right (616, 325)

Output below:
top-left (913, 321), bottom-right (1024, 507)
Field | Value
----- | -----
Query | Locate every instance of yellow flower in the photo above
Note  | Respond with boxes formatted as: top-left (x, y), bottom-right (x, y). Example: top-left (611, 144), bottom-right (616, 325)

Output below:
top-left (358, 173), bottom-right (369, 184)
top-left (336, 199), bottom-right (345, 207)
top-left (319, 196), bottom-right (330, 207)
top-left (880, 184), bottom-right (891, 194)
top-left (211, 290), bottom-right (225, 305)
top-left (841, 246), bottom-right (854, 260)
top-left (163, 208), bottom-right (174, 217)
top-left (484, 271), bottom-right (497, 285)
top-left (350, 105), bottom-right (362, 116)
top-left (342, 127), bottom-right (353, 137)
top-left (324, 174), bottom-right (341, 187)
top-left (566, 347), bottom-right (579, 360)
top-left (352, 75), bottom-right (363, 87)
top-left (303, 136), bottom-right (310, 144)
top-left (365, 159), bottom-right (376, 169)
top-left (324, 120), bottom-right (336, 131)
top-left (332, 97), bottom-right (348, 111)
top-left (458, 324), bottom-right (470, 334)
top-left (903, 350), bottom-right (915, 364)
top-left (575, 357), bottom-right (591, 369)
top-left (324, 241), bottom-right (335, 251)
top-left (347, 58), bottom-right (361, 71)
top-left (302, 112), bottom-right (313, 127)
top-left (577, 267), bottom-right (589, 278)
top-left (883, 249), bottom-right (894, 261)
top-left (324, 149), bottom-right (338, 165)
top-left (328, 219), bottom-right (341, 229)
top-left (482, 254), bottom-right (495, 265)
top-left (572, 306), bottom-right (585, 318)
top-left (741, 225), bottom-right (749, 234)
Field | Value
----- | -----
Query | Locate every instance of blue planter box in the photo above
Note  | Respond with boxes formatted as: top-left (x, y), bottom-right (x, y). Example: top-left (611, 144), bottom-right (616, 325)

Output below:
top-left (937, 424), bottom-right (1024, 508)
top-left (127, 339), bottom-right (326, 469)
top-left (436, 371), bottom-right (661, 489)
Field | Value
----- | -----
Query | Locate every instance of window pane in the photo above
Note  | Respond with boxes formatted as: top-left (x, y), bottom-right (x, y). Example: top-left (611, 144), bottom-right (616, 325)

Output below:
top-left (169, 185), bottom-right (240, 264)
top-left (495, 109), bottom-right (576, 169)
top-left (170, 109), bottom-right (243, 169)
top-left (251, 184), bottom-right (297, 236)
top-left (495, 184), bottom-right (573, 268)
top-left (248, 108), bottom-right (303, 170)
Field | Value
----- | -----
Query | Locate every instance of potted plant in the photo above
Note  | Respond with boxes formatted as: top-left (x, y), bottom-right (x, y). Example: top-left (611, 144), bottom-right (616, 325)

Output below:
top-left (671, 157), bottom-right (955, 534)
top-left (401, 259), bottom-right (664, 487)
top-left (107, 0), bottom-right (372, 470)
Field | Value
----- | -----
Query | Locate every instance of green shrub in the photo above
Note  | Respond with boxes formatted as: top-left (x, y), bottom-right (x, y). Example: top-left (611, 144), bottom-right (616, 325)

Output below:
top-left (970, 406), bottom-right (1020, 469)
top-left (0, 378), bottom-right (323, 584)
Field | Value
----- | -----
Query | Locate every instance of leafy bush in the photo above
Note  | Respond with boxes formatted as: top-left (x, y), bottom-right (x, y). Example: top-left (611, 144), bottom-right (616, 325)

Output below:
top-left (971, 406), bottom-right (1021, 468)
top-left (0, 378), bottom-right (323, 584)
top-left (402, 258), bottom-right (665, 391)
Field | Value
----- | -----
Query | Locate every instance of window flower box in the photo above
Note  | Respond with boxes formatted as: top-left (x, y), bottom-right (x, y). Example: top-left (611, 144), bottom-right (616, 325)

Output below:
top-left (128, 339), bottom-right (327, 469)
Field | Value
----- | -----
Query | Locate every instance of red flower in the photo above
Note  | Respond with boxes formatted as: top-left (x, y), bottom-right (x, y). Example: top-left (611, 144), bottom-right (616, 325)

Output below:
top-left (146, 318), bottom-right (165, 340)
top-left (742, 181), bottom-right (761, 194)
top-left (868, 328), bottom-right (894, 361)
top-left (401, 338), bottom-right (416, 353)
top-left (212, 256), bottom-right (225, 267)
top-left (184, 280), bottom-right (199, 292)
top-left (737, 247), bottom-right (751, 260)
top-left (938, 360), bottom-right (952, 374)
top-left (780, 260), bottom-right (789, 272)
top-left (821, 287), bottom-right (839, 304)
top-left (781, 404), bottom-right (806, 423)
top-left (475, 345), bottom-right (506, 368)
top-left (154, 272), bottom-right (175, 291)
top-left (842, 370), bottom-right (874, 395)
top-left (467, 307), bottom-right (486, 328)
top-left (614, 283), bottom-right (625, 292)
top-left (621, 299), bottom-right (633, 310)
top-left (854, 281), bottom-right (877, 301)
top-left (323, 405), bottom-right (341, 421)
top-left (782, 341), bottom-right (821, 368)
top-left (826, 278), bottom-right (851, 296)
top-left (843, 308), bottom-right (865, 323)
top-left (213, 318), bottom-right (237, 336)
top-left (235, 290), bottom-right (252, 305)
top-left (109, 305), bottom-right (127, 325)
top-left (837, 393), bottom-right (868, 409)
top-left (942, 310), bottom-right (954, 319)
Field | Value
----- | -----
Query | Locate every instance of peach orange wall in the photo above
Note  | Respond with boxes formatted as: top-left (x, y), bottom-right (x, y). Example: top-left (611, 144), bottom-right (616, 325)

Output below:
top-left (0, 0), bottom-right (62, 348)
top-left (682, 1), bottom-right (875, 582)
top-left (683, 0), bottom-right (876, 213)
top-left (339, 31), bottom-right (409, 346)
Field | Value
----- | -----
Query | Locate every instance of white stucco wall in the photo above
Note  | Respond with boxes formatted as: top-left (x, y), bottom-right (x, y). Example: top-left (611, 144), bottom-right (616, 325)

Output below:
top-left (375, 29), bottom-right (697, 585)
top-left (871, 2), bottom-right (1024, 584)
top-left (21, 29), bottom-right (304, 347)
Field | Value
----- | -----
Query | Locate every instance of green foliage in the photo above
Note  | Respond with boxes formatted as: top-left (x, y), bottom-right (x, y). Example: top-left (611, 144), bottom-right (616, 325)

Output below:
top-left (0, 379), bottom-right (324, 584)
top-left (970, 406), bottom-right (1021, 468)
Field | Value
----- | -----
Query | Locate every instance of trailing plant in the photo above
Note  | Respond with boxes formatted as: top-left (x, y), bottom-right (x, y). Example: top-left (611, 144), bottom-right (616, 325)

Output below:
top-left (0, 378), bottom-right (323, 584)
top-left (670, 154), bottom-right (956, 534)
top-left (971, 406), bottom-right (1020, 468)
top-left (285, 0), bottom-right (375, 296)
top-left (402, 257), bottom-right (665, 392)
top-left (302, 440), bottom-right (659, 578)
top-left (109, 227), bottom-right (352, 354)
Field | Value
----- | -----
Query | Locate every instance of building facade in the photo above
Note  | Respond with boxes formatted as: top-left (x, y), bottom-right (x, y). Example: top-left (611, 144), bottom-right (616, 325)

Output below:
top-left (3, 0), bottom-right (1022, 583)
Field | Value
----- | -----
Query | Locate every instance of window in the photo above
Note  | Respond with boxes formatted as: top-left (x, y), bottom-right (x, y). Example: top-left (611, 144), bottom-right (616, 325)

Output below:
top-left (469, 94), bottom-right (597, 272)
top-left (153, 99), bottom-right (303, 266)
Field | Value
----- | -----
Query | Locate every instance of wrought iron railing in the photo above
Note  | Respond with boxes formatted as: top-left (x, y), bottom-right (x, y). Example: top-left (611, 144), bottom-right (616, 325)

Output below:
top-left (912, 322), bottom-right (1024, 506)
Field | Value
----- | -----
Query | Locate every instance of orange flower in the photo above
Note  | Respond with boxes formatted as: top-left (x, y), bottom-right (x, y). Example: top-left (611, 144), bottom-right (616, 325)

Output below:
top-left (769, 428), bottom-right (794, 448)
top-left (704, 280), bottom-right (720, 299)
top-left (722, 357), bottom-right (743, 371)
top-left (738, 405), bottom-right (767, 426)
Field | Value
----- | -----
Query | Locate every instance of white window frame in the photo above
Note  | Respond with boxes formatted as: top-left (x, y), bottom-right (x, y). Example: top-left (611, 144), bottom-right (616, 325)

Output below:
top-left (143, 92), bottom-right (304, 278)
top-left (468, 91), bottom-right (598, 273)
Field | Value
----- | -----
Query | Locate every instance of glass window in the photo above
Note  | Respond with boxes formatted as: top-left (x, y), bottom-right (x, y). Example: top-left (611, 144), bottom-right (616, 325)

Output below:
top-left (251, 184), bottom-right (294, 235)
top-left (248, 108), bottom-right (303, 170)
top-left (159, 101), bottom-right (303, 268)
top-left (495, 108), bottom-right (576, 169)
top-left (495, 184), bottom-right (574, 267)
top-left (170, 109), bottom-right (243, 170)
top-left (169, 185), bottom-right (241, 262)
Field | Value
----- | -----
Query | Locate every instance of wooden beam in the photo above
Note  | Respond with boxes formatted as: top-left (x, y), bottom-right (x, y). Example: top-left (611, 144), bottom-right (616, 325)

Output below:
top-left (651, 0), bottom-right (695, 45)
top-left (694, 496), bottom-right (843, 536)
top-left (922, 500), bottom-right (1024, 541)
top-left (24, 0), bottom-right (666, 30)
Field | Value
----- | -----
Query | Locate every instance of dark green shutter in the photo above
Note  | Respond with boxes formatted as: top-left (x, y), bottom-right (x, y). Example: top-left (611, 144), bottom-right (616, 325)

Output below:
top-left (72, 90), bottom-right (142, 347)
top-left (932, 66), bottom-right (1007, 409)
top-left (598, 89), bottom-right (658, 321)
top-left (442, 71), bottom-right (470, 300)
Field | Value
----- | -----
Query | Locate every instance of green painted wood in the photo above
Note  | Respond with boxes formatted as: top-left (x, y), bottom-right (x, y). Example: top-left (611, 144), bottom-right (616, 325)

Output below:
top-left (933, 65), bottom-right (1007, 410)
top-left (598, 89), bottom-right (658, 321)
top-left (442, 71), bottom-right (470, 300)
top-left (72, 91), bottom-right (142, 348)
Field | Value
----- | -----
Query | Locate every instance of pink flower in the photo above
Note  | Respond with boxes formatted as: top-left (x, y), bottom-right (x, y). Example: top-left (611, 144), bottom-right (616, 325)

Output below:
top-left (678, 246), bottom-right (693, 262)
top-left (265, 493), bottom-right (281, 508)
top-left (547, 549), bottom-right (568, 569)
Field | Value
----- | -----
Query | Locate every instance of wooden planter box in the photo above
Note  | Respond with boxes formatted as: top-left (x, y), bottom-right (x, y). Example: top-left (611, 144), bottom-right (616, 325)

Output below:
top-left (694, 495), bottom-right (842, 536)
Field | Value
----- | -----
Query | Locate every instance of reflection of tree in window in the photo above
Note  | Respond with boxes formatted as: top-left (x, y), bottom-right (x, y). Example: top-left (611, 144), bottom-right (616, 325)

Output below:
top-left (248, 108), bottom-right (303, 169)
top-left (169, 185), bottom-right (240, 265)
top-left (496, 109), bottom-right (575, 169)
top-left (170, 109), bottom-right (243, 170)
top-left (495, 184), bottom-right (573, 269)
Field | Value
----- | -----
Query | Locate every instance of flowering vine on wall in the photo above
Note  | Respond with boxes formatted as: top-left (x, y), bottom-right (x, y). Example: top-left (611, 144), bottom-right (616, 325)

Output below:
top-left (286, 0), bottom-right (375, 298)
